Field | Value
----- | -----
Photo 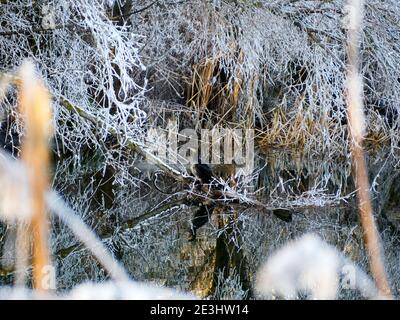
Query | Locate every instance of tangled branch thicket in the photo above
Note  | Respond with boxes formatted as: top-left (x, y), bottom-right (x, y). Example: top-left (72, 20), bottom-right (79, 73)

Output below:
top-left (1, 0), bottom-right (147, 164)
top-left (138, 0), bottom-right (400, 155)
top-left (1, 0), bottom-right (400, 298)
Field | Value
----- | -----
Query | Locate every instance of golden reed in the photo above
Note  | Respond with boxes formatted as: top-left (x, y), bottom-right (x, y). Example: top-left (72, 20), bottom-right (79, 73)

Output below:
top-left (18, 62), bottom-right (53, 291)
top-left (345, 0), bottom-right (392, 299)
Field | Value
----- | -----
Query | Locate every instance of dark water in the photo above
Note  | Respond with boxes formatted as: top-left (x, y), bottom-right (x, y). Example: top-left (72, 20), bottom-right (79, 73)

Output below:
top-left (0, 147), bottom-right (399, 298)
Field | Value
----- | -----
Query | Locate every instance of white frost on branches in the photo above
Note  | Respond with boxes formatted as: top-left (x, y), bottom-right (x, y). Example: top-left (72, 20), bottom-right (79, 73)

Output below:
top-left (135, 0), bottom-right (400, 157)
top-left (0, 0), bottom-right (147, 160)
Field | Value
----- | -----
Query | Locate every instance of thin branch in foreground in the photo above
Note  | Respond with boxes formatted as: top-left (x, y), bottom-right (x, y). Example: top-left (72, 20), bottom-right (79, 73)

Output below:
top-left (345, 0), bottom-right (392, 299)
top-left (46, 191), bottom-right (130, 283)
top-left (18, 61), bottom-right (53, 291)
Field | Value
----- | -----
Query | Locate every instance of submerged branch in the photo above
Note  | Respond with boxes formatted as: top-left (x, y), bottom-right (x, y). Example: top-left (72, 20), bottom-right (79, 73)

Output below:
top-left (46, 191), bottom-right (130, 282)
top-left (54, 197), bottom-right (188, 258)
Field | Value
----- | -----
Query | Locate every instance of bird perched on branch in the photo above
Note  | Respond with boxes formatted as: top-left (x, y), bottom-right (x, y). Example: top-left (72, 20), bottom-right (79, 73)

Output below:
top-left (190, 163), bottom-right (214, 185)
top-left (187, 163), bottom-right (293, 241)
top-left (187, 163), bottom-right (215, 241)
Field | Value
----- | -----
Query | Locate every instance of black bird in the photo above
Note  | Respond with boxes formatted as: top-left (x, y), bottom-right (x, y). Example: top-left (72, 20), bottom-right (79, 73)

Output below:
top-left (187, 164), bottom-right (292, 241)
top-left (187, 163), bottom-right (216, 241)
top-left (190, 163), bottom-right (213, 184)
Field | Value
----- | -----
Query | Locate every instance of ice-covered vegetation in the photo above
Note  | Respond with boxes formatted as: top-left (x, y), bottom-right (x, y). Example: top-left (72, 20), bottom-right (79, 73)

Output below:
top-left (0, 0), bottom-right (400, 299)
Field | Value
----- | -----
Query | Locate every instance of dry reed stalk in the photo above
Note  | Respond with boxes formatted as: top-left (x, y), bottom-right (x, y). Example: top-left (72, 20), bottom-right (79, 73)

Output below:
top-left (18, 62), bottom-right (53, 291)
top-left (187, 60), bottom-right (216, 109)
top-left (244, 74), bottom-right (259, 127)
top-left (231, 49), bottom-right (244, 108)
top-left (345, 0), bottom-right (392, 298)
top-left (187, 50), bottom-right (246, 127)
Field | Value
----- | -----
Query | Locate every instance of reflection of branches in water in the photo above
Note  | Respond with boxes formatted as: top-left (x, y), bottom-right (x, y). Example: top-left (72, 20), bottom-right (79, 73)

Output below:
top-left (214, 268), bottom-right (248, 300)
top-left (47, 191), bottom-right (130, 282)
top-left (55, 197), bottom-right (188, 258)
top-left (0, 0), bottom-right (399, 298)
